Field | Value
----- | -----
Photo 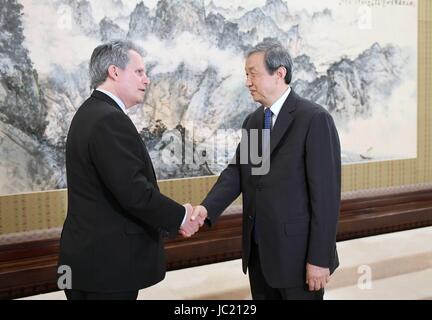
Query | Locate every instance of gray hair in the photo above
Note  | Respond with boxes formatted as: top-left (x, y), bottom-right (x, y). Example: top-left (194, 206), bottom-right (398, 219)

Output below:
top-left (89, 40), bottom-right (145, 90)
top-left (247, 39), bottom-right (293, 84)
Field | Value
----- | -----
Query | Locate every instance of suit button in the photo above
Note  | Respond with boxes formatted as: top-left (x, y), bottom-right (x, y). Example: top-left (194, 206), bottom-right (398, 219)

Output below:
top-left (248, 216), bottom-right (253, 220)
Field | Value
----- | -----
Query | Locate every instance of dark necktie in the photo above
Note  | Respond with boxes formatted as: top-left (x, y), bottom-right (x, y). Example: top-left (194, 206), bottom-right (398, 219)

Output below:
top-left (264, 107), bottom-right (273, 130)
top-left (262, 108), bottom-right (272, 154)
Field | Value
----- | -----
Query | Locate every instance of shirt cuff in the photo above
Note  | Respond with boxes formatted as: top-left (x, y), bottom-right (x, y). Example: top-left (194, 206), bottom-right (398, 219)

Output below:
top-left (180, 207), bottom-right (187, 226)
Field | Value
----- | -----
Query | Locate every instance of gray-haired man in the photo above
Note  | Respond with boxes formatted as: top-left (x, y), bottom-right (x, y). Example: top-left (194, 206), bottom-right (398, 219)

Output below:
top-left (193, 39), bottom-right (341, 300)
top-left (58, 40), bottom-right (202, 300)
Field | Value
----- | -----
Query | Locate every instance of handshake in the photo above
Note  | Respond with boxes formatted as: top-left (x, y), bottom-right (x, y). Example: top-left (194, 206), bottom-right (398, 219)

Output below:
top-left (179, 204), bottom-right (208, 238)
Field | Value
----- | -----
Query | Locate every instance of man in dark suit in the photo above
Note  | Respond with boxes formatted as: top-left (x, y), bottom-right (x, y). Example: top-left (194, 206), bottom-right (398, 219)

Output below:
top-left (58, 40), bottom-right (201, 300)
top-left (192, 40), bottom-right (341, 300)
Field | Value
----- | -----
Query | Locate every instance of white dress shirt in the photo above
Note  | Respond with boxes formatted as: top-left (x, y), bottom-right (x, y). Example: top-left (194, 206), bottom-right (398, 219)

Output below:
top-left (264, 86), bottom-right (291, 128)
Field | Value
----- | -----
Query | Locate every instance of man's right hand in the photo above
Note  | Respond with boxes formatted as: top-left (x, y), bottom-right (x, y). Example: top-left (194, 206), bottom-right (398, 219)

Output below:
top-left (179, 203), bottom-right (200, 237)
top-left (191, 205), bottom-right (208, 227)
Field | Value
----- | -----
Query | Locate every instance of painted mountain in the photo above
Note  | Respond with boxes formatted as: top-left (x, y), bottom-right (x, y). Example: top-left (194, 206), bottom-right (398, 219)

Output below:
top-left (0, 0), bottom-right (417, 194)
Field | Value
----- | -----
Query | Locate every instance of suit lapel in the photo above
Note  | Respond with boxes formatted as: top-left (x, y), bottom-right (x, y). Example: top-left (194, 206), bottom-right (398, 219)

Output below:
top-left (247, 106), bottom-right (265, 164)
top-left (249, 105), bottom-right (265, 130)
top-left (269, 90), bottom-right (298, 155)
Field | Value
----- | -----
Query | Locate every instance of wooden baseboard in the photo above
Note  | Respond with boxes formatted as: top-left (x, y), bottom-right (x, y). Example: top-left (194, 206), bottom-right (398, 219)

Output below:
top-left (1, 188), bottom-right (432, 299)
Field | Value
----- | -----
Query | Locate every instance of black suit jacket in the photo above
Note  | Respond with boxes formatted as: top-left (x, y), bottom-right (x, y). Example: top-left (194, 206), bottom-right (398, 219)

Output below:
top-left (58, 90), bottom-right (184, 292)
top-left (202, 90), bottom-right (341, 288)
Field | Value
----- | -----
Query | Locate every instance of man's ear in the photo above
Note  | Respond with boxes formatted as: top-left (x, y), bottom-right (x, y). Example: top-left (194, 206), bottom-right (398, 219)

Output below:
top-left (107, 65), bottom-right (119, 79)
top-left (277, 66), bottom-right (287, 81)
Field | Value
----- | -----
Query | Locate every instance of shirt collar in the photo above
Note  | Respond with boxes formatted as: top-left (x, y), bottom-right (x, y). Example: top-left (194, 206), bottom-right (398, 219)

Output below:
top-left (96, 88), bottom-right (127, 114)
top-left (265, 86), bottom-right (291, 117)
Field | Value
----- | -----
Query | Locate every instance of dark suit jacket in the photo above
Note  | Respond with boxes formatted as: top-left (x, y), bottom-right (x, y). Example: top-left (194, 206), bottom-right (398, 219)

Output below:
top-left (58, 90), bottom-right (184, 292)
top-left (202, 90), bottom-right (341, 288)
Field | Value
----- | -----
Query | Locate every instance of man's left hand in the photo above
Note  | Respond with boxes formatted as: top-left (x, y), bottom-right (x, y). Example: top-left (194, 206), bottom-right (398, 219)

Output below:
top-left (306, 263), bottom-right (330, 291)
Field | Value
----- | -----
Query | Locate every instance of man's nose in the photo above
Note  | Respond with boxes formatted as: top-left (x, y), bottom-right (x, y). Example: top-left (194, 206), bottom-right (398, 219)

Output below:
top-left (245, 76), bottom-right (252, 87)
top-left (143, 74), bottom-right (150, 85)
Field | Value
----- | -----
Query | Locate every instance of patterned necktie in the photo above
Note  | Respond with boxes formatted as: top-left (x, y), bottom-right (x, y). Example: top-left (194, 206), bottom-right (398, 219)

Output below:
top-left (262, 108), bottom-right (272, 153)
top-left (264, 108), bottom-right (273, 130)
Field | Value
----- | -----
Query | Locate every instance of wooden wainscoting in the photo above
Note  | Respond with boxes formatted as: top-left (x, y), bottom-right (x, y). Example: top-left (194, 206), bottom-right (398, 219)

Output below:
top-left (1, 188), bottom-right (432, 299)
